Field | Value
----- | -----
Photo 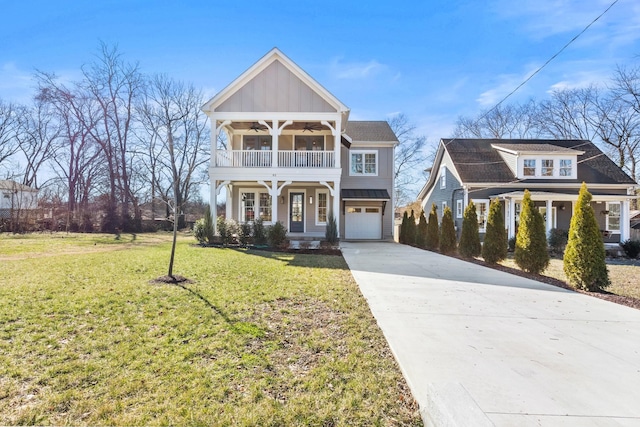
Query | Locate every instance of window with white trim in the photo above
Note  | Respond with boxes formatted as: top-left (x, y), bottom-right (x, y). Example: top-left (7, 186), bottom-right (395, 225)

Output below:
top-left (523, 159), bottom-right (536, 176)
top-left (559, 159), bottom-right (572, 176)
top-left (240, 190), bottom-right (272, 222)
top-left (243, 135), bottom-right (272, 150)
top-left (350, 150), bottom-right (378, 176)
top-left (607, 202), bottom-right (621, 232)
top-left (440, 166), bottom-right (446, 189)
top-left (456, 199), bottom-right (463, 218)
top-left (442, 201), bottom-right (447, 215)
top-left (473, 200), bottom-right (489, 232)
top-left (316, 190), bottom-right (328, 225)
top-left (541, 159), bottom-right (554, 176)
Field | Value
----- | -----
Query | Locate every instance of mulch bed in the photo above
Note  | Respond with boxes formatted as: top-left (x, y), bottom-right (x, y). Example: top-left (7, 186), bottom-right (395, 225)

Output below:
top-left (454, 254), bottom-right (640, 310)
top-left (150, 275), bottom-right (194, 285)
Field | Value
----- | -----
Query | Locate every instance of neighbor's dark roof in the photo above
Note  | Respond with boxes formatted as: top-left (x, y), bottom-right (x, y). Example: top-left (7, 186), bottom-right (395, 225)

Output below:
top-left (492, 143), bottom-right (582, 154)
top-left (344, 121), bottom-right (398, 142)
top-left (443, 139), bottom-right (636, 185)
top-left (341, 189), bottom-right (391, 199)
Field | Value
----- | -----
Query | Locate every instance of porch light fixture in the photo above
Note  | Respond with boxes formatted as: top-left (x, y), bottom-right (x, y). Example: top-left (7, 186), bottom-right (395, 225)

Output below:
top-left (279, 196), bottom-right (284, 204)
top-left (309, 196), bottom-right (313, 205)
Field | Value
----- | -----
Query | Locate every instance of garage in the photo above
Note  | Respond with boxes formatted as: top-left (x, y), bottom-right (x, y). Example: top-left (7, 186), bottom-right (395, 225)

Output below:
top-left (345, 206), bottom-right (382, 239)
top-left (341, 189), bottom-right (390, 240)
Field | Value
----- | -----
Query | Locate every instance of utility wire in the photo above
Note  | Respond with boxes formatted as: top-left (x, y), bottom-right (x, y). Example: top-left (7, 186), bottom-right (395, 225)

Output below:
top-left (475, 0), bottom-right (621, 124)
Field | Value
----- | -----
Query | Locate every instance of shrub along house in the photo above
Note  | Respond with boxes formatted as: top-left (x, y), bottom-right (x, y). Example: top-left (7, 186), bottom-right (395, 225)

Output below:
top-left (202, 48), bottom-right (397, 240)
top-left (418, 138), bottom-right (638, 243)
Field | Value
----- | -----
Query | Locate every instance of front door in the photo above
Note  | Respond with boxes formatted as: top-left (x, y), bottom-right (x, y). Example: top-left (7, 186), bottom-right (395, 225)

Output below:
top-left (290, 192), bottom-right (304, 232)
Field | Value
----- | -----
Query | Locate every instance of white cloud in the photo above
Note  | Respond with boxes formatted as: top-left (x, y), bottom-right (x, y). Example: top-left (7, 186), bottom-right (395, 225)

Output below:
top-left (329, 57), bottom-right (387, 80)
top-left (476, 66), bottom-right (540, 107)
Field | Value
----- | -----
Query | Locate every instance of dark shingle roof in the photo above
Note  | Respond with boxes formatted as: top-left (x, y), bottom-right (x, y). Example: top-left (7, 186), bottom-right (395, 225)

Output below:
top-left (341, 189), bottom-right (391, 199)
top-left (344, 121), bottom-right (398, 142)
top-left (443, 139), bottom-right (636, 185)
top-left (492, 143), bottom-right (582, 154)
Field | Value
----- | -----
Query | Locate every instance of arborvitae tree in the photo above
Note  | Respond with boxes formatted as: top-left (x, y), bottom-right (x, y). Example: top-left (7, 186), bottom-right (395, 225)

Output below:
top-left (426, 203), bottom-right (440, 251)
top-left (416, 210), bottom-right (428, 248)
top-left (563, 183), bottom-right (610, 291)
top-left (407, 210), bottom-right (418, 245)
top-left (439, 206), bottom-right (457, 254)
top-left (399, 211), bottom-right (409, 244)
top-left (459, 201), bottom-right (481, 258)
top-left (514, 190), bottom-right (549, 273)
top-left (482, 198), bottom-right (508, 263)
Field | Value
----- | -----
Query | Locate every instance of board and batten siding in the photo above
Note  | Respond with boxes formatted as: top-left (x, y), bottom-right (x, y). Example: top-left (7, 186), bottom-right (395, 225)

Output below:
top-left (217, 61), bottom-right (335, 113)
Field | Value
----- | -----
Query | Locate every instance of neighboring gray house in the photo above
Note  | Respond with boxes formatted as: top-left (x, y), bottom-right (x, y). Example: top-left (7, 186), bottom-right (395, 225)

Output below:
top-left (0, 180), bottom-right (38, 219)
top-left (418, 138), bottom-right (638, 243)
top-left (202, 48), bottom-right (397, 240)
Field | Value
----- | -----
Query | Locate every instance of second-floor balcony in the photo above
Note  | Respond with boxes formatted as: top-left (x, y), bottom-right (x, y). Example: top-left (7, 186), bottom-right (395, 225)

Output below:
top-left (215, 150), bottom-right (335, 168)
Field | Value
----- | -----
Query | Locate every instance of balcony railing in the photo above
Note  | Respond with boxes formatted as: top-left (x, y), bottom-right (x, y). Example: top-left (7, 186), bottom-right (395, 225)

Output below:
top-left (215, 150), bottom-right (334, 168)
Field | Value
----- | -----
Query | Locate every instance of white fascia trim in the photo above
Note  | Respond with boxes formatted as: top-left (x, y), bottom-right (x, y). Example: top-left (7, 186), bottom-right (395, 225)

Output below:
top-left (467, 182), bottom-right (635, 190)
top-left (209, 112), bottom-right (342, 121)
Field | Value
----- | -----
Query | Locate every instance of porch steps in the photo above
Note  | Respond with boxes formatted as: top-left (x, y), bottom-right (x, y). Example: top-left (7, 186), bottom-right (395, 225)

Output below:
top-left (289, 240), bottom-right (321, 250)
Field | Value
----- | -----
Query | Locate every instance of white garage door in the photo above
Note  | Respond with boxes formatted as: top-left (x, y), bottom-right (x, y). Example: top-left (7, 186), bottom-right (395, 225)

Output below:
top-left (345, 206), bottom-right (382, 239)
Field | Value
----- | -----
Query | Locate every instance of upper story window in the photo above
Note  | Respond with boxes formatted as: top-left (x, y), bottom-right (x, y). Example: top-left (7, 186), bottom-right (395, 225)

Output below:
top-left (440, 166), bottom-right (446, 189)
top-left (243, 135), bottom-right (272, 150)
top-left (520, 157), bottom-right (576, 179)
top-left (541, 159), bottom-right (554, 176)
top-left (559, 159), bottom-right (572, 176)
top-left (350, 150), bottom-right (377, 176)
top-left (523, 159), bottom-right (536, 176)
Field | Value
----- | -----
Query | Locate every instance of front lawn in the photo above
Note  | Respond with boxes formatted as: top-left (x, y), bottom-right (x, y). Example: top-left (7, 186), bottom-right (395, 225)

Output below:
top-left (0, 233), bottom-right (421, 426)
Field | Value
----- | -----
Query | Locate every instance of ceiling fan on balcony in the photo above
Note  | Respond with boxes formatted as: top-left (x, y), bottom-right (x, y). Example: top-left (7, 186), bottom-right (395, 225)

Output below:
top-left (250, 122), bottom-right (267, 132)
top-left (302, 122), bottom-right (322, 132)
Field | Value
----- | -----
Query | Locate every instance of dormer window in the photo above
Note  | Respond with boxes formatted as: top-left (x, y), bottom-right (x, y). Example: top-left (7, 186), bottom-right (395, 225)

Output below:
top-left (560, 159), bottom-right (572, 176)
top-left (541, 159), bottom-right (554, 176)
top-left (523, 159), bottom-right (536, 176)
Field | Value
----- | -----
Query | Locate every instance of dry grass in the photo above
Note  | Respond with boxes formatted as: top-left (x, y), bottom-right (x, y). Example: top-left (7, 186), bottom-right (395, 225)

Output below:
top-left (0, 232), bottom-right (422, 426)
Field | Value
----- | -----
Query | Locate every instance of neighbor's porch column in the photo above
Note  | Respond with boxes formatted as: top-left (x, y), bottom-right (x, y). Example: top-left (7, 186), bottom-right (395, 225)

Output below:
top-left (334, 117), bottom-right (342, 168)
top-left (508, 198), bottom-right (516, 239)
top-left (621, 199), bottom-right (630, 241)
top-left (546, 199), bottom-right (553, 235)
top-left (271, 179), bottom-right (279, 225)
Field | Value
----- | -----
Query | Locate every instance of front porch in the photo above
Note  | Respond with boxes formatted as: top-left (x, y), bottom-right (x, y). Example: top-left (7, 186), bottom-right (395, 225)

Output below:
top-left (495, 191), bottom-right (635, 243)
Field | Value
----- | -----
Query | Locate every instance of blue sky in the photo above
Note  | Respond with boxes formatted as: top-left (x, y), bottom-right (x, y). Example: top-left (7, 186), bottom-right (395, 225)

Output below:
top-left (2, 0), bottom-right (639, 143)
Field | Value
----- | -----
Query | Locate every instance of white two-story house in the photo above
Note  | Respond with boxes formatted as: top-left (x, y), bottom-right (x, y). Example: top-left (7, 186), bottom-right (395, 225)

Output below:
top-left (202, 48), bottom-right (397, 240)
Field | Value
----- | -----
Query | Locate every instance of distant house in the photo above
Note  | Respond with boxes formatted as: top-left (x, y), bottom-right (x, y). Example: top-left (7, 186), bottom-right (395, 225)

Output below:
top-left (418, 139), bottom-right (638, 243)
top-left (201, 48), bottom-right (397, 240)
top-left (0, 180), bottom-right (38, 219)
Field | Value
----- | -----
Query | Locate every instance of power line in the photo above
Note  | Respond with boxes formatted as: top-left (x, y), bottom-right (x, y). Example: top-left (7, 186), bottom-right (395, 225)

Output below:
top-left (476, 0), bottom-right (621, 124)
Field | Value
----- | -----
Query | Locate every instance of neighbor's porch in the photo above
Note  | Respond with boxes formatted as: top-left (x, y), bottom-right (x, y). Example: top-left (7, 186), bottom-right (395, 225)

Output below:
top-left (494, 191), bottom-right (634, 243)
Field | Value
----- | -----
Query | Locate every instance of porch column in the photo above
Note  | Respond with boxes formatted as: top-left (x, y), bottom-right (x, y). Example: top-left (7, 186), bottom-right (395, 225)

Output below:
top-left (269, 120), bottom-right (278, 167)
top-left (210, 180), bottom-right (218, 234)
top-left (333, 180), bottom-right (341, 238)
top-left (621, 200), bottom-right (630, 241)
top-left (271, 179), bottom-right (278, 225)
top-left (546, 199), bottom-right (553, 235)
top-left (334, 117), bottom-right (342, 168)
top-left (225, 184), bottom-right (232, 220)
top-left (508, 198), bottom-right (516, 239)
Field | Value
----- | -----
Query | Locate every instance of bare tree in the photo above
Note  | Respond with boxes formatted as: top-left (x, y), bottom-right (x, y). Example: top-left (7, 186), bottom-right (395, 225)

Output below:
top-left (0, 99), bottom-right (21, 174)
top-left (15, 98), bottom-right (60, 188)
top-left (535, 87), bottom-right (600, 140)
top-left (388, 113), bottom-right (429, 207)
top-left (454, 101), bottom-right (540, 139)
top-left (81, 42), bottom-right (144, 231)
top-left (137, 75), bottom-right (209, 276)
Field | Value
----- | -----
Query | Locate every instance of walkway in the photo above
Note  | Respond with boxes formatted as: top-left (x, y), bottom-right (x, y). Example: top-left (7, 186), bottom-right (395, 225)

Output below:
top-left (340, 241), bottom-right (640, 427)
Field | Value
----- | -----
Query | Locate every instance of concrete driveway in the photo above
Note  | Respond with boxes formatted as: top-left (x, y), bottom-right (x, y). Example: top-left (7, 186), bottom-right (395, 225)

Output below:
top-left (340, 241), bottom-right (640, 427)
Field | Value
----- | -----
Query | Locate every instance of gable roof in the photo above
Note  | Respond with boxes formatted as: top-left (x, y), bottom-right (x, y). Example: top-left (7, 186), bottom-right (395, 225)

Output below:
top-left (201, 48), bottom-right (350, 116)
top-left (443, 138), bottom-right (636, 185)
top-left (344, 121), bottom-right (398, 144)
